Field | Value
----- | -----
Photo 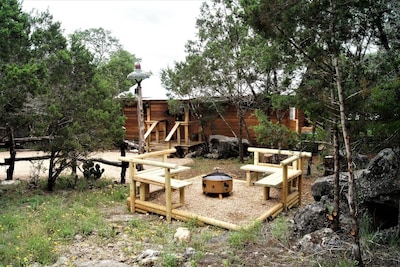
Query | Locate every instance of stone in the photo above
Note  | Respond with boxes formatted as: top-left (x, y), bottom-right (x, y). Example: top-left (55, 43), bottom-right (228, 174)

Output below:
top-left (134, 249), bottom-right (160, 265)
top-left (297, 228), bottom-right (342, 252)
top-left (174, 227), bottom-right (191, 243)
top-left (0, 179), bottom-right (21, 186)
top-left (205, 135), bottom-right (249, 159)
top-left (292, 196), bottom-right (331, 237)
top-left (309, 147), bottom-right (400, 230)
top-left (75, 260), bottom-right (130, 267)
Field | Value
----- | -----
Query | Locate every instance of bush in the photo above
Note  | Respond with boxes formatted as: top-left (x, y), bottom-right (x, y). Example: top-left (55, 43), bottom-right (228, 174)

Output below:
top-left (252, 109), bottom-right (299, 149)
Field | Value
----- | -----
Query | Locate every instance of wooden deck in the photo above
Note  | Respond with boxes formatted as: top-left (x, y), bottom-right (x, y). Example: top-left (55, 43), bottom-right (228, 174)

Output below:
top-left (147, 140), bottom-right (205, 157)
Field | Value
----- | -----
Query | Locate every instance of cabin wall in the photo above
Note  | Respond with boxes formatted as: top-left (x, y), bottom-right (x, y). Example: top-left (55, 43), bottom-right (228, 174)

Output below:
top-left (123, 100), bottom-right (306, 143)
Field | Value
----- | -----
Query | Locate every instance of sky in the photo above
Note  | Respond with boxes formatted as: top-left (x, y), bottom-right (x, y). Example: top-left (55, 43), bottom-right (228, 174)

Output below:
top-left (22, 0), bottom-right (204, 99)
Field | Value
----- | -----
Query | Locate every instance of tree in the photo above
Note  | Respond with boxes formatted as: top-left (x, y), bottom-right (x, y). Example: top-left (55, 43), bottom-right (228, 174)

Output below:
top-left (0, 2), bottom-right (52, 180)
top-left (37, 31), bottom-right (125, 190)
top-left (241, 0), bottom-right (385, 264)
top-left (71, 27), bottom-right (122, 66)
top-left (96, 49), bottom-right (136, 97)
top-left (0, 0), bottom-right (47, 125)
top-left (162, 0), bottom-right (277, 162)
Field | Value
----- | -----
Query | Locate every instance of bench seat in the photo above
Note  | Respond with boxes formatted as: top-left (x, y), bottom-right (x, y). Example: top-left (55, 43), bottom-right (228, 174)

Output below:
top-left (135, 173), bottom-right (192, 189)
top-left (240, 164), bottom-right (281, 174)
top-left (240, 164), bottom-right (283, 186)
top-left (255, 169), bottom-right (302, 187)
top-left (254, 169), bottom-right (302, 200)
top-left (134, 172), bottom-right (192, 206)
top-left (138, 166), bottom-right (191, 178)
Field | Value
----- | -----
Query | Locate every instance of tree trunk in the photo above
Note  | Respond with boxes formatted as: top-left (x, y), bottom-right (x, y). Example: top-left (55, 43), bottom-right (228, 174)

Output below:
top-left (6, 125), bottom-right (16, 180)
top-left (334, 57), bottom-right (363, 266)
top-left (47, 152), bottom-right (57, 191)
top-left (237, 104), bottom-right (245, 162)
top-left (120, 141), bottom-right (128, 184)
top-left (212, 101), bottom-right (237, 138)
top-left (332, 123), bottom-right (341, 231)
top-left (329, 83), bottom-right (341, 232)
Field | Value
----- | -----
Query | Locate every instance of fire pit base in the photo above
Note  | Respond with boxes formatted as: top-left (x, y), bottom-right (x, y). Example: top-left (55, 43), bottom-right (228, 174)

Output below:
top-left (203, 191), bottom-right (231, 200)
top-left (202, 172), bottom-right (233, 200)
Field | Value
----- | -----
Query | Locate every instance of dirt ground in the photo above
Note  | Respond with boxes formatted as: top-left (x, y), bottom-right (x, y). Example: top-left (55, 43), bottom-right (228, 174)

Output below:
top-left (1, 149), bottom-right (314, 228)
top-left (0, 149), bottom-right (193, 181)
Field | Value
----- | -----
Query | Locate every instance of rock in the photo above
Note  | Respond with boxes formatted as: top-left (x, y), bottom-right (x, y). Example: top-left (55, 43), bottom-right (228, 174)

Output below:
top-left (134, 249), bottom-right (160, 265)
top-left (357, 148), bottom-right (400, 228)
top-left (357, 148), bottom-right (400, 204)
top-left (309, 147), bottom-right (400, 230)
top-left (297, 228), bottom-right (342, 252)
top-left (182, 247), bottom-right (196, 260)
top-left (74, 234), bottom-right (83, 241)
top-left (311, 172), bottom-right (350, 202)
top-left (0, 179), bottom-right (21, 186)
top-left (75, 260), bottom-right (130, 267)
top-left (292, 196), bottom-right (331, 237)
top-left (206, 135), bottom-right (249, 159)
top-left (174, 227), bottom-right (191, 243)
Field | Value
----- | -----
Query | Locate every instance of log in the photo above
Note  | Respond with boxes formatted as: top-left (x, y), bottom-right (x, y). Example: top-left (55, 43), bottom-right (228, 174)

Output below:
top-left (0, 155), bottom-right (51, 166)
top-left (134, 199), bottom-right (241, 231)
top-left (119, 157), bottom-right (178, 169)
top-left (256, 203), bottom-right (284, 222)
top-left (85, 158), bottom-right (122, 167)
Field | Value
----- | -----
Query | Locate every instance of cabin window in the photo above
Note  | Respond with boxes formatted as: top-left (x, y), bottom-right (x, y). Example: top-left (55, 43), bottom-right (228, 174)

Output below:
top-left (289, 107), bottom-right (296, 120)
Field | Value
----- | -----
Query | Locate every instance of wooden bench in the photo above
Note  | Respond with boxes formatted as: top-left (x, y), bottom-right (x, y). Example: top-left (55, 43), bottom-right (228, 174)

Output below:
top-left (120, 148), bottom-right (193, 222)
top-left (240, 164), bottom-right (282, 185)
top-left (135, 172), bottom-right (192, 207)
top-left (255, 169), bottom-right (302, 200)
top-left (137, 165), bottom-right (191, 179)
top-left (241, 147), bottom-right (312, 208)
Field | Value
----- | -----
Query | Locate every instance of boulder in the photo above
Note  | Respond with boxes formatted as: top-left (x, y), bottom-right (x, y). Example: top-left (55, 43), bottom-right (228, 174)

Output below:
top-left (310, 148), bottom-right (400, 229)
top-left (174, 227), bottom-right (191, 243)
top-left (292, 196), bottom-right (332, 237)
top-left (205, 135), bottom-right (249, 159)
top-left (357, 148), bottom-right (400, 205)
top-left (357, 148), bottom-right (400, 228)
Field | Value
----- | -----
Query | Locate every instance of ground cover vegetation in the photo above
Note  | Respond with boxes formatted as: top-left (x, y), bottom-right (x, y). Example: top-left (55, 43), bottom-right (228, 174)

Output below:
top-left (1, 159), bottom-right (399, 266)
top-left (162, 0), bottom-right (400, 265)
top-left (1, 0), bottom-right (400, 265)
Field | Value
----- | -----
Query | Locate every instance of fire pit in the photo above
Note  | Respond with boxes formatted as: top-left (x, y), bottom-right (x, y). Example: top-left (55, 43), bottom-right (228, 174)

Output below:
top-left (202, 172), bottom-right (233, 199)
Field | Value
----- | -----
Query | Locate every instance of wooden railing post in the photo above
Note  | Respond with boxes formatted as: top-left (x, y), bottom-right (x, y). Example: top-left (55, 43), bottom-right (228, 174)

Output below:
top-left (282, 164), bottom-right (288, 208)
top-left (129, 162), bottom-right (136, 213)
top-left (165, 168), bottom-right (172, 222)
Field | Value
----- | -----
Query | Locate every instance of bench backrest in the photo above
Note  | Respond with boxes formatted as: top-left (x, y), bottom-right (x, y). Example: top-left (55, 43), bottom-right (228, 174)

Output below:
top-left (247, 147), bottom-right (311, 170)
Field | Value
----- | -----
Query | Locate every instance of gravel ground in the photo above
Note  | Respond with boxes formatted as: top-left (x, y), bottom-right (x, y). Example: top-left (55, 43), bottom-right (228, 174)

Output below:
top-left (0, 149), bottom-right (193, 181)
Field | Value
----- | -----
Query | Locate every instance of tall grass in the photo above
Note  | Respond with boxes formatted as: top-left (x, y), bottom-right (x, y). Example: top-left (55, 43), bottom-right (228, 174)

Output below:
top-left (0, 177), bottom-right (127, 266)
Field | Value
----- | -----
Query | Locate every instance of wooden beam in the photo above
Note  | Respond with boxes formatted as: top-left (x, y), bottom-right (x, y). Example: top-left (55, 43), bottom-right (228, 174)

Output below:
top-left (119, 157), bottom-right (178, 170)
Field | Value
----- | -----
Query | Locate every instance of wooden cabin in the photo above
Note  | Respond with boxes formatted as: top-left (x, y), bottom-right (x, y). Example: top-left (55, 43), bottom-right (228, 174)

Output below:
top-left (122, 98), bottom-right (310, 150)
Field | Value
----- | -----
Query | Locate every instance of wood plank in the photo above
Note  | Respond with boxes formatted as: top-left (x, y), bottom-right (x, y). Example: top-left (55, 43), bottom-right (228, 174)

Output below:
top-left (134, 174), bottom-right (192, 189)
top-left (165, 122), bottom-right (181, 141)
top-left (255, 170), bottom-right (302, 187)
top-left (240, 164), bottom-right (281, 173)
top-left (144, 121), bottom-right (160, 139)
top-left (142, 166), bottom-right (191, 176)
top-left (119, 157), bottom-right (178, 169)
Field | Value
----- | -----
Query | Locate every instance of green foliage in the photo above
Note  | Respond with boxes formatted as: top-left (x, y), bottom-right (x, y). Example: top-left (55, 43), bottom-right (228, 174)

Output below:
top-left (162, 253), bottom-right (179, 267)
top-left (270, 216), bottom-right (290, 245)
top-left (167, 99), bottom-right (185, 116)
top-left (228, 220), bottom-right (262, 249)
top-left (253, 109), bottom-right (299, 149)
top-left (95, 49), bottom-right (136, 97)
top-left (0, 181), bottom-right (126, 266)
